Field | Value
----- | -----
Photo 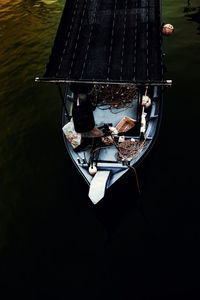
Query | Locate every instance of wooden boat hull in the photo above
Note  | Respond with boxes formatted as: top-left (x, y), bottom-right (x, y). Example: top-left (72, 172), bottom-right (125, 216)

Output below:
top-left (62, 85), bottom-right (163, 204)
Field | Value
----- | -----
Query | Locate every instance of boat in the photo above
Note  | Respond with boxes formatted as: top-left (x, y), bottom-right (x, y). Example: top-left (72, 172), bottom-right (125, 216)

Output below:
top-left (35, 0), bottom-right (172, 204)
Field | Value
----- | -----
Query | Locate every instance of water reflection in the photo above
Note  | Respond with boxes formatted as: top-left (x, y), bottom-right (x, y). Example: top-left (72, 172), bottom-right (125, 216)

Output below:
top-left (40, 0), bottom-right (58, 4)
top-left (184, 0), bottom-right (196, 13)
top-left (0, 0), bottom-right (64, 100)
top-left (0, 0), bottom-right (62, 21)
top-left (26, 0), bottom-right (59, 7)
top-left (184, 0), bottom-right (200, 35)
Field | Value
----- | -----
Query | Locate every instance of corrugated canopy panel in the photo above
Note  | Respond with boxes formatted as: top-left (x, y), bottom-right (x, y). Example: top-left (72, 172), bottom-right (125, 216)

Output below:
top-left (43, 0), bottom-right (164, 84)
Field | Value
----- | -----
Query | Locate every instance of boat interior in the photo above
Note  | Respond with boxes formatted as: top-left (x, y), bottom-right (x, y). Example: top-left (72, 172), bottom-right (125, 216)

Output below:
top-left (62, 83), bottom-right (161, 203)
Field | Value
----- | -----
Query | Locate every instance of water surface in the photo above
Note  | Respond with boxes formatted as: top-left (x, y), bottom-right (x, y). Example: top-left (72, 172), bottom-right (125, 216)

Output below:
top-left (0, 0), bottom-right (199, 296)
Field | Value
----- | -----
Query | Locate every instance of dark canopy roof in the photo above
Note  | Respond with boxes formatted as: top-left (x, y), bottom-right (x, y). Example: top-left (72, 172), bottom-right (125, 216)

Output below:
top-left (39, 0), bottom-right (167, 85)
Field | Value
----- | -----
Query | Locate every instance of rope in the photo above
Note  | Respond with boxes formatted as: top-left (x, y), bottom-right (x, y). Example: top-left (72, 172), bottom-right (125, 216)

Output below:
top-left (145, 85), bottom-right (148, 96)
top-left (89, 137), bottom-right (95, 166)
top-left (68, 0), bottom-right (88, 77)
top-left (120, 0), bottom-right (128, 79)
top-left (111, 136), bottom-right (146, 195)
top-left (133, 1), bottom-right (138, 80)
top-left (116, 139), bottom-right (147, 161)
top-left (129, 165), bottom-right (141, 196)
top-left (107, 0), bottom-right (118, 78)
top-left (81, 0), bottom-right (98, 78)
top-left (56, 0), bottom-right (79, 77)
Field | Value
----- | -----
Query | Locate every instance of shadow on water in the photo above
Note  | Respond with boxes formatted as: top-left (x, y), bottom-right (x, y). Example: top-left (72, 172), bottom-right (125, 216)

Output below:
top-left (92, 172), bottom-right (145, 248)
top-left (184, 1), bottom-right (200, 34)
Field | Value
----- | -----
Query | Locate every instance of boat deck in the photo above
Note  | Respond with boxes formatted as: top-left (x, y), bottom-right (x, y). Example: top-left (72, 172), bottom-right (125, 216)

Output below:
top-left (93, 96), bottom-right (138, 128)
top-left (92, 96), bottom-right (138, 162)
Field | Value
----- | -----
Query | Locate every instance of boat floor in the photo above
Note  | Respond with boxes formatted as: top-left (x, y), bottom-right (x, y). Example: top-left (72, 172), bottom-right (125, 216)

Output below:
top-left (79, 97), bottom-right (139, 163)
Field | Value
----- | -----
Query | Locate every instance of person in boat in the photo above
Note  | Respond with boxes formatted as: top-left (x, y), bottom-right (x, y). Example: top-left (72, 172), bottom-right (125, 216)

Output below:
top-left (70, 83), bottom-right (103, 138)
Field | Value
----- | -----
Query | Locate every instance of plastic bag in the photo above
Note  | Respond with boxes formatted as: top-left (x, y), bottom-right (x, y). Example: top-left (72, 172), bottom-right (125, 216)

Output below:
top-left (62, 118), bottom-right (82, 149)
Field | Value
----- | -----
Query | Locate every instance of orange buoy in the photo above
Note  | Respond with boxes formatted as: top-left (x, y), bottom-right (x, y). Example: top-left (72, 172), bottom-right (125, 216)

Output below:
top-left (162, 24), bottom-right (174, 36)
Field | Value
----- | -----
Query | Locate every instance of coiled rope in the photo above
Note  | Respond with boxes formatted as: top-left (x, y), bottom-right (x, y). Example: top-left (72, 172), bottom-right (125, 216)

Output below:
top-left (111, 135), bottom-right (147, 195)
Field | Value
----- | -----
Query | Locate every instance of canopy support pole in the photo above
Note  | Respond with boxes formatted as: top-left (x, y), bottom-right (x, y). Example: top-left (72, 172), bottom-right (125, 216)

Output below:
top-left (57, 83), bottom-right (69, 119)
top-left (35, 77), bottom-right (172, 87)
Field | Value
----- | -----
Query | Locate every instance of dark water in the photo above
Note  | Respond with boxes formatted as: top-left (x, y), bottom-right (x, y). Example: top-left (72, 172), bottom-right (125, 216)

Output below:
top-left (0, 0), bottom-right (200, 297)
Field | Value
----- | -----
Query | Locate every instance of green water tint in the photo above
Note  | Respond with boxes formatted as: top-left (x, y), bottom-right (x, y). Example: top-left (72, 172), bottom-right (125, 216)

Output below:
top-left (0, 0), bottom-right (65, 250)
top-left (0, 0), bottom-right (199, 250)
top-left (163, 0), bottom-right (200, 80)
